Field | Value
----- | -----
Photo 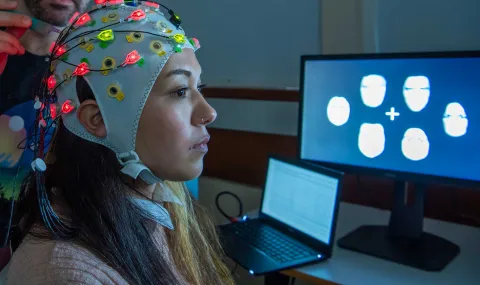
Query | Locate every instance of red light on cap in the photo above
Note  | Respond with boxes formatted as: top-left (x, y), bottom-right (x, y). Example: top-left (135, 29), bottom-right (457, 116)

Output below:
top-left (61, 100), bottom-right (75, 114)
top-left (75, 13), bottom-right (91, 26)
top-left (47, 75), bottom-right (56, 91)
top-left (144, 1), bottom-right (159, 9)
top-left (50, 42), bottom-right (66, 57)
top-left (94, 0), bottom-right (107, 4)
top-left (68, 12), bottom-right (80, 24)
top-left (56, 46), bottom-right (66, 56)
top-left (129, 9), bottom-right (146, 21)
top-left (123, 50), bottom-right (141, 65)
top-left (73, 62), bottom-right (90, 76)
top-left (191, 38), bottom-right (201, 49)
top-left (50, 104), bottom-right (58, 119)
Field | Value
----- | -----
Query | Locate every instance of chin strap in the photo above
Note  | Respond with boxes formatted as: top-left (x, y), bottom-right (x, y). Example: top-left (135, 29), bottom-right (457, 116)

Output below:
top-left (129, 182), bottom-right (184, 230)
top-left (117, 150), bottom-right (162, 184)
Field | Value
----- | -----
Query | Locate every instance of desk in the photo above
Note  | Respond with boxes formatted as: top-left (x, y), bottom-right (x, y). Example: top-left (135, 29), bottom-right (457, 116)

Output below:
top-left (262, 202), bottom-right (480, 285)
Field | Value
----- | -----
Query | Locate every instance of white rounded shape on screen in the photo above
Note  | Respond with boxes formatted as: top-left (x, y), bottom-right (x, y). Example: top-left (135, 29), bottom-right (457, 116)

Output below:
top-left (443, 102), bottom-right (468, 137)
top-left (358, 123), bottom-right (385, 158)
top-left (360, 74), bottom-right (386, 108)
top-left (327, 96), bottom-right (350, 126)
top-left (8, 116), bottom-right (24, 132)
top-left (403, 76), bottom-right (430, 112)
top-left (402, 128), bottom-right (429, 161)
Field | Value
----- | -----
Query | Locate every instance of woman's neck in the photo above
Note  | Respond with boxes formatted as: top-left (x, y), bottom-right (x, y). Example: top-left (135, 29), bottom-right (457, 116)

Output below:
top-left (15, 0), bottom-right (64, 56)
top-left (130, 178), bottom-right (157, 200)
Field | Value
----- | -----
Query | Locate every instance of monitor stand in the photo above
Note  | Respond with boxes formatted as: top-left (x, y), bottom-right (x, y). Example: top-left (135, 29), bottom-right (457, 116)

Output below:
top-left (337, 180), bottom-right (460, 271)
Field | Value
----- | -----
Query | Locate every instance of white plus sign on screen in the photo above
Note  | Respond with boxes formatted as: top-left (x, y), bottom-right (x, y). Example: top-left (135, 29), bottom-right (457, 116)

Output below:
top-left (386, 107), bottom-right (400, 121)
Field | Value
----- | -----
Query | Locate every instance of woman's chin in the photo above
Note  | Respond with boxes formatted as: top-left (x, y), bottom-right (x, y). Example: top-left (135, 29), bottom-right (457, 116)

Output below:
top-left (152, 164), bottom-right (203, 182)
top-left (179, 167), bottom-right (203, 182)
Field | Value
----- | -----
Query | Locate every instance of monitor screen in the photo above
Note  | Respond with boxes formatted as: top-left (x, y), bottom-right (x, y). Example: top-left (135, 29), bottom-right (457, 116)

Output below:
top-left (300, 53), bottom-right (480, 183)
top-left (261, 158), bottom-right (340, 245)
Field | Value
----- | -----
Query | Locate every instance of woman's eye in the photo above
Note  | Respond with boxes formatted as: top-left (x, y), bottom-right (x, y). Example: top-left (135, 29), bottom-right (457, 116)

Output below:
top-left (172, 88), bottom-right (188, 98)
top-left (197, 84), bottom-right (207, 93)
top-left (171, 84), bottom-right (207, 99)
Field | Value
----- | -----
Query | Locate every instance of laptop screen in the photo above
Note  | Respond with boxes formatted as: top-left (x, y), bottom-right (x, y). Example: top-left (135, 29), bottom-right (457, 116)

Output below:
top-left (261, 158), bottom-right (340, 244)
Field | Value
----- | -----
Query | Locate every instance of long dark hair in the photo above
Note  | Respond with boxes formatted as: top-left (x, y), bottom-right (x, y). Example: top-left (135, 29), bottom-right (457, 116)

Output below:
top-left (14, 76), bottom-right (234, 285)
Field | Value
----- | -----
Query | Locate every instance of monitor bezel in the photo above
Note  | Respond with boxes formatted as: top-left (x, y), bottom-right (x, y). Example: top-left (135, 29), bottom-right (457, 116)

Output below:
top-left (297, 50), bottom-right (480, 187)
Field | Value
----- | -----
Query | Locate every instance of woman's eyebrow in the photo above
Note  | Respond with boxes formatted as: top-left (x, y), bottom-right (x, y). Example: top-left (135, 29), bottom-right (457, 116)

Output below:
top-left (164, 68), bottom-right (192, 78)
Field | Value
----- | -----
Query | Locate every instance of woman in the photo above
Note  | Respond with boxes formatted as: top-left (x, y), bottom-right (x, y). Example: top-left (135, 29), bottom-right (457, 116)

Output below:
top-left (6, 2), bottom-right (235, 284)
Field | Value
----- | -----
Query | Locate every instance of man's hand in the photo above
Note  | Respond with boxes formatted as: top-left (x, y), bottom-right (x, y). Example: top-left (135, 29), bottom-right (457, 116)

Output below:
top-left (0, 0), bottom-right (32, 74)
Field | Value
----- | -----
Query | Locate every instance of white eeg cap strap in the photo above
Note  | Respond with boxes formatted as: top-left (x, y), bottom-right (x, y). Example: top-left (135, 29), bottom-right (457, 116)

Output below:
top-left (117, 150), bottom-right (159, 184)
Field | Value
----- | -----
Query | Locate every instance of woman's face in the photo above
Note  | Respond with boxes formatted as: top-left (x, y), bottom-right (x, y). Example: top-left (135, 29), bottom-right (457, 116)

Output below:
top-left (135, 49), bottom-right (216, 181)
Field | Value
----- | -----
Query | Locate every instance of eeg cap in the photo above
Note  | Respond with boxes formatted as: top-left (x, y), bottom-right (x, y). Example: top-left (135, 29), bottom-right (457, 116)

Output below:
top-left (47, 0), bottom-right (200, 183)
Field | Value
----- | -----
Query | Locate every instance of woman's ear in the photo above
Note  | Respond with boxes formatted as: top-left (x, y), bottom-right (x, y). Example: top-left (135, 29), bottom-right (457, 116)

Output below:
top-left (77, 99), bottom-right (107, 138)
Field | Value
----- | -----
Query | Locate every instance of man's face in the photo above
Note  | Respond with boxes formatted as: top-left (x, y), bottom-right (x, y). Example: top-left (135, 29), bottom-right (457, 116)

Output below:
top-left (25, 0), bottom-right (90, 27)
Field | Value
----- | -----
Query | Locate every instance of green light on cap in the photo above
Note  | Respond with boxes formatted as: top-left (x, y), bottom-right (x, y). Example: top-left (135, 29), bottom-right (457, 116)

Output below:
top-left (172, 34), bottom-right (186, 44)
top-left (97, 29), bottom-right (115, 42)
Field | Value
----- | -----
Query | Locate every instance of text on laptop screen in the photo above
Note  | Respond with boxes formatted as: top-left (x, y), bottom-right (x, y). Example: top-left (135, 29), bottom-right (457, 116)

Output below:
top-left (261, 158), bottom-right (339, 244)
top-left (301, 56), bottom-right (480, 182)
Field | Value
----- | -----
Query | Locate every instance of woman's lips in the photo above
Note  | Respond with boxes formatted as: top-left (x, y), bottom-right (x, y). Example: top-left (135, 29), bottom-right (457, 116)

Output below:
top-left (190, 136), bottom-right (210, 152)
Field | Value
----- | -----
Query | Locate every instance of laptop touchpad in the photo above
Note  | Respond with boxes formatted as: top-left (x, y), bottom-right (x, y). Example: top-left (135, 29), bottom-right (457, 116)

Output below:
top-left (224, 235), bottom-right (277, 273)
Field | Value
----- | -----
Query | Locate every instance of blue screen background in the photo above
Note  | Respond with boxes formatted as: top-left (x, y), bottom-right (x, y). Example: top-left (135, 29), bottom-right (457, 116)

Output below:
top-left (301, 57), bottom-right (480, 182)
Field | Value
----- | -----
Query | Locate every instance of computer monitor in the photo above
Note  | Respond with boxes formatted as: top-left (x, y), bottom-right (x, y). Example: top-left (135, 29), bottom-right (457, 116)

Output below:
top-left (298, 51), bottom-right (480, 271)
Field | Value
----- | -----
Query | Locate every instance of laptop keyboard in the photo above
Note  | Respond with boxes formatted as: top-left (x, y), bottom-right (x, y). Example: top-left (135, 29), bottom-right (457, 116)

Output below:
top-left (223, 220), bottom-right (318, 264)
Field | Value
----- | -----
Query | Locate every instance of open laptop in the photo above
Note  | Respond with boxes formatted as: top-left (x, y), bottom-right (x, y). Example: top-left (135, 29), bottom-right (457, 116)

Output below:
top-left (219, 155), bottom-right (343, 275)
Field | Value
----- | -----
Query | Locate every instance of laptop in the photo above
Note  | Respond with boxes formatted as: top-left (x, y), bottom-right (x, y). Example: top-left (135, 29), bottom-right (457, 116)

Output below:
top-left (219, 155), bottom-right (343, 275)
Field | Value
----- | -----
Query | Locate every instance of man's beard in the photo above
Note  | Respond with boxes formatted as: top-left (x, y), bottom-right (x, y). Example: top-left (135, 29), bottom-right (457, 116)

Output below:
top-left (24, 0), bottom-right (87, 27)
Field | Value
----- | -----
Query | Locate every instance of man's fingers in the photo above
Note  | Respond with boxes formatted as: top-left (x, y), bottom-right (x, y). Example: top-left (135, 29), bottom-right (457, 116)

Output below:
top-left (0, 40), bottom-right (19, 55)
top-left (0, 30), bottom-right (23, 52)
top-left (0, 10), bottom-right (31, 28)
top-left (0, 0), bottom-right (17, 10)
